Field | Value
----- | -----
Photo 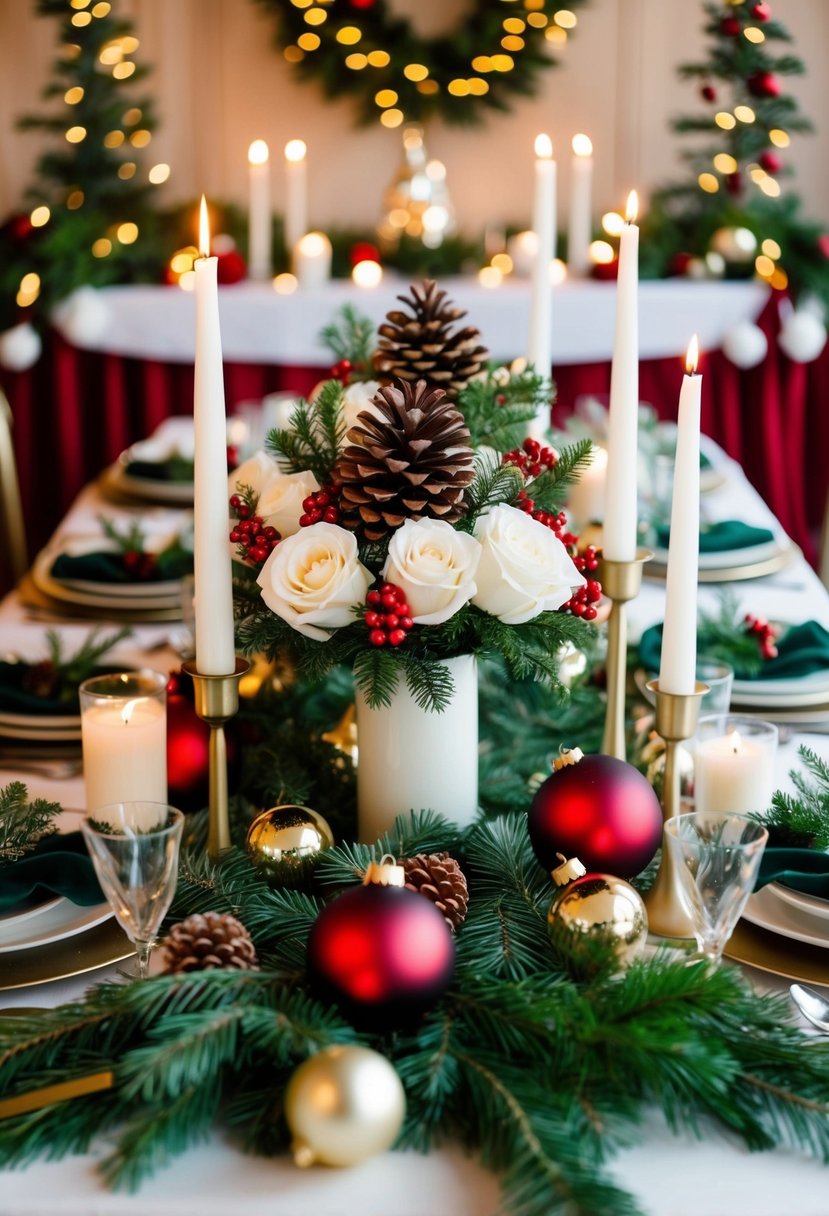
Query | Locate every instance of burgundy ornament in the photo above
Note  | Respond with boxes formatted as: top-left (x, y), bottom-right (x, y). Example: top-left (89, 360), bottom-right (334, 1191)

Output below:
top-left (759, 150), bottom-right (782, 174)
top-left (748, 71), bottom-right (781, 99)
top-left (701, 84), bottom-right (717, 103)
top-left (818, 234), bottom-right (829, 260)
top-left (307, 865), bottom-right (455, 1029)
top-left (669, 251), bottom-right (694, 277)
top-left (751, 2), bottom-right (772, 21)
top-left (725, 171), bottom-right (744, 198)
top-left (720, 15), bottom-right (741, 36)
top-left (528, 753), bottom-right (663, 879)
top-left (166, 671), bottom-right (239, 811)
top-left (349, 241), bottom-right (381, 267)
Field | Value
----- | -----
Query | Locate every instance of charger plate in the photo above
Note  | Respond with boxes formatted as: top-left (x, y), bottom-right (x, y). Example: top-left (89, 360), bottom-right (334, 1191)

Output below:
top-left (646, 541), bottom-right (798, 584)
top-left (724, 918), bottom-right (829, 987)
top-left (18, 572), bottom-right (183, 624)
top-left (0, 918), bottom-right (133, 991)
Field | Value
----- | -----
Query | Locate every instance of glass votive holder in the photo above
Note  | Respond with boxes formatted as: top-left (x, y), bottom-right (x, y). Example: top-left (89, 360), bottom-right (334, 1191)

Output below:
top-left (696, 657), bottom-right (734, 715)
top-left (79, 671), bottom-right (168, 813)
top-left (692, 714), bottom-right (778, 817)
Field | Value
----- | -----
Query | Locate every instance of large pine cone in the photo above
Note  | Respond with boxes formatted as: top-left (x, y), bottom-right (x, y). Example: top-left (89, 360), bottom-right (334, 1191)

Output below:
top-left (373, 279), bottom-right (489, 397)
top-left (402, 852), bottom-right (469, 931)
top-left (335, 378), bottom-right (475, 542)
top-left (160, 911), bottom-right (259, 974)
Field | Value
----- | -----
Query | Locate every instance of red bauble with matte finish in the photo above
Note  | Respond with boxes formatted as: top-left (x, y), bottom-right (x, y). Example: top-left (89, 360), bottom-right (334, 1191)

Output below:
top-left (759, 150), bottom-right (782, 174)
top-left (751, 2), bottom-right (772, 21)
top-left (307, 883), bottom-right (455, 1028)
top-left (701, 84), bottom-right (717, 103)
top-left (166, 672), bottom-right (238, 812)
top-left (528, 754), bottom-right (663, 879)
top-left (748, 71), bottom-right (781, 98)
top-left (217, 249), bottom-right (247, 284)
top-left (720, 15), bottom-right (741, 36)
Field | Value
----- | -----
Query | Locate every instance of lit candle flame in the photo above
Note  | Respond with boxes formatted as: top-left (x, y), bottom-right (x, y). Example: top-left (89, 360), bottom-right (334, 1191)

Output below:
top-left (534, 133), bottom-right (553, 160)
top-left (571, 133), bottom-right (593, 158)
top-left (198, 195), bottom-right (210, 259)
top-left (686, 334), bottom-right (699, 375)
top-left (730, 729), bottom-right (741, 755)
top-left (284, 138), bottom-right (307, 163)
top-left (625, 190), bottom-right (638, 223)
top-left (248, 139), bottom-right (269, 166)
top-left (120, 698), bottom-right (140, 726)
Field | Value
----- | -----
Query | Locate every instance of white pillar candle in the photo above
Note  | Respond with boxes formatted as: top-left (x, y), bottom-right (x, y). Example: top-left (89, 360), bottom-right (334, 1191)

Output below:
top-left (82, 696), bottom-right (167, 813)
top-left (527, 134), bottom-right (556, 438)
top-left (659, 337), bottom-right (702, 694)
top-left (193, 196), bottom-right (236, 676)
top-left (294, 230), bottom-right (332, 289)
top-left (568, 133), bottom-right (593, 277)
top-left (567, 445), bottom-right (608, 528)
top-left (602, 190), bottom-right (640, 561)
top-left (247, 139), bottom-right (272, 282)
top-left (284, 138), bottom-right (308, 266)
top-left (694, 730), bottom-right (776, 815)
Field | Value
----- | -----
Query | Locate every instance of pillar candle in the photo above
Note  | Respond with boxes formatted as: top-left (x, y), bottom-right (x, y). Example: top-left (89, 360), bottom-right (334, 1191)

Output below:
top-left (247, 139), bottom-right (272, 282)
top-left (294, 231), bottom-right (332, 289)
top-left (82, 695), bottom-right (167, 813)
top-left (284, 138), bottom-right (308, 264)
top-left (193, 196), bottom-right (236, 675)
top-left (694, 730), bottom-right (775, 814)
top-left (659, 336), bottom-right (702, 694)
top-left (527, 134), bottom-right (556, 434)
top-left (567, 445), bottom-right (608, 528)
top-left (602, 191), bottom-right (640, 560)
top-left (567, 134), bottom-right (593, 277)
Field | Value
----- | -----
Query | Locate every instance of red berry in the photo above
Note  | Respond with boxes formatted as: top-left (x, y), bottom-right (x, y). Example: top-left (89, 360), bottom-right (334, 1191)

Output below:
top-left (399, 616), bottom-right (414, 631)
top-left (369, 629), bottom-right (387, 647)
top-left (323, 507), bottom-right (340, 524)
top-left (299, 513), bottom-right (313, 528)
top-left (229, 528), bottom-right (241, 543)
top-left (760, 150), bottom-right (782, 174)
top-left (721, 15), bottom-right (741, 36)
top-left (381, 583), bottom-right (397, 597)
top-left (364, 611), bottom-right (382, 628)
top-left (701, 84), bottom-right (717, 102)
top-left (388, 629), bottom-right (407, 647)
top-left (237, 503), bottom-right (251, 519)
top-left (385, 613), bottom-right (399, 629)
top-left (367, 590), bottom-right (382, 606)
top-left (263, 526), bottom-right (278, 540)
top-left (381, 593), bottom-right (398, 610)
top-left (229, 494), bottom-right (241, 509)
top-left (396, 603), bottom-right (410, 617)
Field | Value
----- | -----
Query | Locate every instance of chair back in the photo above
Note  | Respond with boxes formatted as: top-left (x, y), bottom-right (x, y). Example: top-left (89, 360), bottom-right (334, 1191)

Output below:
top-left (0, 388), bottom-right (28, 585)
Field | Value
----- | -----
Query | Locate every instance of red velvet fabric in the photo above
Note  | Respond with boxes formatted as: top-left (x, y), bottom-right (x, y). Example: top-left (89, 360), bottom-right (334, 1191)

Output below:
top-left (2, 299), bottom-right (826, 567)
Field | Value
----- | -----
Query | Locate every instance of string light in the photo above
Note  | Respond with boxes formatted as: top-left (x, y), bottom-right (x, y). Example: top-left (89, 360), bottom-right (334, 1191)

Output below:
top-left (66, 126), bottom-right (86, 143)
top-left (16, 272), bottom-right (41, 308)
top-left (273, 272), bottom-right (298, 294)
top-left (116, 222), bottom-right (138, 244)
top-left (589, 239), bottom-right (615, 264)
top-left (30, 206), bottom-right (50, 227)
top-left (92, 238), bottom-right (112, 258)
top-left (64, 86), bottom-right (84, 104)
top-left (715, 111), bottom-right (737, 129)
top-left (769, 128), bottom-right (790, 147)
top-left (478, 265), bottom-right (503, 288)
top-left (66, 189), bottom-right (84, 209)
top-left (734, 105), bottom-right (755, 122)
top-left (698, 172), bottom-right (719, 192)
top-left (601, 211), bottom-right (625, 236)
top-left (761, 238), bottom-right (781, 259)
top-left (336, 26), bottom-right (361, 44)
top-left (492, 252), bottom-right (513, 273)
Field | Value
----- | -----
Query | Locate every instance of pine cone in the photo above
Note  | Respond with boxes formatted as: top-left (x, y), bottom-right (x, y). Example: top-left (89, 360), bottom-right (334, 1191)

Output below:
top-left (373, 280), bottom-right (489, 397)
top-left (335, 378), bottom-right (475, 542)
top-left (160, 911), bottom-right (259, 974)
top-left (402, 852), bottom-right (469, 931)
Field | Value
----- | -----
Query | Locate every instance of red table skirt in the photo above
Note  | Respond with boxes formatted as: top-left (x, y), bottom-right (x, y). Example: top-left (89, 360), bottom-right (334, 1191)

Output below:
top-left (3, 299), bottom-right (827, 567)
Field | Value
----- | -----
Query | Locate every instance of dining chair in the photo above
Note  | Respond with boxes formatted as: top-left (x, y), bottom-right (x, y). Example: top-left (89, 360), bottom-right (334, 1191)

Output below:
top-left (0, 387), bottom-right (28, 585)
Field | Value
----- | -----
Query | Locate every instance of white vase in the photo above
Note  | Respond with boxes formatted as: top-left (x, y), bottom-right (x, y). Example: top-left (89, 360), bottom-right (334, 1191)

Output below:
top-left (355, 655), bottom-right (479, 843)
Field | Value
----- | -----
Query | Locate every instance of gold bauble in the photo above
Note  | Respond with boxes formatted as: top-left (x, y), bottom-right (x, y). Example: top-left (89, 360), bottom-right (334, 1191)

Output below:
top-left (245, 804), bottom-right (334, 886)
top-left (549, 873), bottom-right (648, 967)
top-left (285, 1045), bottom-right (406, 1168)
top-left (709, 225), bottom-right (757, 265)
top-left (641, 735), bottom-right (694, 803)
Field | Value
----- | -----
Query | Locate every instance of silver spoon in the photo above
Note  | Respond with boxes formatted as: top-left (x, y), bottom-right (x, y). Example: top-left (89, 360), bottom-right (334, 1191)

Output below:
top-left (790, 983), bottom-right (829, 1033)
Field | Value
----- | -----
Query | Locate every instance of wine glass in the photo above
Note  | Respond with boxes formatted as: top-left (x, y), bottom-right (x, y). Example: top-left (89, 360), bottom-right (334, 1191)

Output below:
top-left (664, 811), bottom-right (768, 967)
top-left (81, 802), bottom-right (184, 978)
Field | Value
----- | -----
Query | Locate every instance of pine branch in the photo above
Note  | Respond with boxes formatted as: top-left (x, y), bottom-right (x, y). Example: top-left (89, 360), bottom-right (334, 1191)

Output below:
top-left (524, 439), bottom-right (594, 510)
top-left (757, 746), bottom-right (829, 848)
top-left (318, 303), bottom-right (375, 370)
top-left (266, 381), bottom-right (343, 483)
top-left (0, 783), bottom-right (59, 863)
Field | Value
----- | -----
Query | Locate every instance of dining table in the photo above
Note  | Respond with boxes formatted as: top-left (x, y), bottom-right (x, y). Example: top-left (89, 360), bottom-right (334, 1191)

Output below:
top-left (1, 428), bottom-right (829, 1216)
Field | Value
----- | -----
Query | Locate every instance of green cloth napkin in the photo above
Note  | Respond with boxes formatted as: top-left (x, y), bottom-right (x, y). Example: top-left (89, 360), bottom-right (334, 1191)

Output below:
top-left (51, 547), bottom-right (193, 584)
top-left (639, 620), bottom-right (829, 682)
top-left (125, 456), bottom-right (194, 484)
top-left (755, 847), bottom-right (829, 900)
top-left (0, 832), bottom-right (102, 911)
top-left (654, 519), bottom-right (775, 553)
top-left (0, 661), bottom-right (122, 715)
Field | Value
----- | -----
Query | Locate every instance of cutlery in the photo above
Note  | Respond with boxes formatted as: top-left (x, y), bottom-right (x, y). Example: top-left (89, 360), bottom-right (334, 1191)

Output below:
top-left (789, 983), bottom-right (829, 1033)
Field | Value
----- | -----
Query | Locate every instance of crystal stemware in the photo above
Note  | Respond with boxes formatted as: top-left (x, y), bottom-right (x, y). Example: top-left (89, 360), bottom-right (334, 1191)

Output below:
top-left (81, 802), bottom-right (184, 978)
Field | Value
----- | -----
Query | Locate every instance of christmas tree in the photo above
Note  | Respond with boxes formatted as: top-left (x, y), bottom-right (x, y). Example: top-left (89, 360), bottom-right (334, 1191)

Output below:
top-left (0, 0), bottom-right (166, 337)
top-left (641, 0), bottom-right (829, 312)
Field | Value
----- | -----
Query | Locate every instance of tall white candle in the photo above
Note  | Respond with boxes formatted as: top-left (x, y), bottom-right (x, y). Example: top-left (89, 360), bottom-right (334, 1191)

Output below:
top-left (527, 133), bottom-right (556, 437)
top-left (567, 133), bottom-right (593, 277)
top-left (567, 445), bottom-right (608, 528)
top-left (247, 139), bottom-right (271, 282)
top-left (602, 190), bottom-right (640, 560)
top-left (659, 337), bottom-right (702, 694)
top-left (284, 138), bottom-right (308, 265)
top-left (193, 196), bottom-right (236, 676)
top-left (82, 697), bottom-right (167, 813)
top-left (294, 231), bottom-right (333, 289)
top-left (695, 730), bottom-right (775, 814)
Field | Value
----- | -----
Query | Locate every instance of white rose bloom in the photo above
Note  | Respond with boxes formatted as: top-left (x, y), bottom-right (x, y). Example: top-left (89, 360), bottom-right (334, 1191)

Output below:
top-left (382, 518), bottom-right (481, 626)
top-left (228, 450), bottom-right (278, 500)
top-left (472, 504), bottom-right (584, 624)
top-left (257, 523), bottom-right (372, 641)
top-left (257, 468), bottom-right (320, 538)
top-left (341, 379), bottom-right (384, 439)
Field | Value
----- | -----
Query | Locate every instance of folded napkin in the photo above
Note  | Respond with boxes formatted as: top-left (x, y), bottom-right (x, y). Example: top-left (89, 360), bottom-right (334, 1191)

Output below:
top-left (755, 847), bottom-right (829, 901)
top-left (0, 660), bottom-right (122, 715)
top-left (0, 832), bottom-right (102, 911)
top-left (50, 545), bottom-right (193, 584)
top-left (654, 519), bottom-right (775, 553)
top-left (124, 455), bottom-right (194, 484)
top-left (639, 619), bottom-right (829, 682)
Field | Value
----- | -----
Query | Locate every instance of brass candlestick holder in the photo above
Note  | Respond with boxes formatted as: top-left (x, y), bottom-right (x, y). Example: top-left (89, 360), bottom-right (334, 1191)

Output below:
top-left (598, 548), bottom-right (653, 761)
top-left (183, 658), bottom-right (250, 861)
top-left (643, 678), bottom-right (709, 939)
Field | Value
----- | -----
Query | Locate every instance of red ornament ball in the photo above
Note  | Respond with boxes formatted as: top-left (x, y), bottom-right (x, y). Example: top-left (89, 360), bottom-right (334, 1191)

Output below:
top-left (725, 171), bottom-right (744, 198)
top-left (701, 84), bottom-right (717, 103)
top-left (751, 2), bottom-right (772, 21)
top-left (216, 248), bottom-right (247, 284)
top-left (166, 672), bottom-right (239, 811)
top-left (818, 234), bottom-right (829, 260)
top-left (528, 754), bottom-right (663, 879)
top-left (591, 258), bottom-right (619, 282)
top-left (720, 15), bottom-right (741, 36)
top-left (307, 881), bottom-right (455, 1028)
top-left (669, 251), bottom-right (694, 277)
top-left (759, 150), bottom-right (782, 174)
top-left (748, 71), bottom-right (781, 98)
top-left (349, 241), bottom-right (381, 267)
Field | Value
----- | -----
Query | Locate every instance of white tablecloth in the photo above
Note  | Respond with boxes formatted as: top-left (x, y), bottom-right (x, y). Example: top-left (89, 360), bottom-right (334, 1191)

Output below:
top-left (1, 441), bottom-right (828, 1216)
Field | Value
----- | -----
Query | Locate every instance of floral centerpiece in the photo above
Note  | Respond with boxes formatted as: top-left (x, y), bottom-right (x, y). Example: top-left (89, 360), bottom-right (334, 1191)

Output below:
top-left (229, 281), bottom-right (600, 833)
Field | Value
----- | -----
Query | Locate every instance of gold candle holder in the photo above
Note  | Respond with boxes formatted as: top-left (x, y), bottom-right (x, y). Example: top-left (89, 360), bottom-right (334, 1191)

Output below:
top-left (183, 658), bottom-right (251, 861)
top-left (643, 678), bottom-right (709, 939)
top-left (598, 548), bottom-right (653, 761)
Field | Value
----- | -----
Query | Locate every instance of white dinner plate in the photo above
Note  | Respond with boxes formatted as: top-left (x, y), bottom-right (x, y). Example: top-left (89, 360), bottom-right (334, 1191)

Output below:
top-left (0, 707), bottom-right (80, 730)
top-left (32, 549), bottom-right (183, 614)
top-left (770, 881), bottom-right (829, 923)
top-left (0, 893), bottom-right (62, 928)
top-left (111, 454), bottom-right (194, 505)
top-left (741, 884), bottom-right (829, 950)
top-left (0, 721), bottom-right (81, 741)
top-left (729, 682), bottom-right (829, 709)
top-left (652, 537), bottom-right (783, 572)
top-left (44, 539), bottom-right (184, 601)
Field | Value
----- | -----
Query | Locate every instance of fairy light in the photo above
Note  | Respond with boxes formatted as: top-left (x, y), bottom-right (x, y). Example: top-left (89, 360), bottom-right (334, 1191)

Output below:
top-left (66, 126), bottom-right (86, 143)
top-left (130, 129), bottom-right (151, 147)
top-left (298, 33), bottom-right (320, 50)
top-left (554, 9), bottom-right (578, 28)
top-left (602, 211), bottom-right (625, 236)
top-left (527, 12), bottom-right (548, 26)
top-left (352, 259), bottom-right (383, 288)
top-left (336, 26), bottom-right (361, 44)
top-left (273, 272), bottom-right (298, 294)
top-left (284, 46), bottom-right (304, 63)
top-left (345, 53), bottom-right (367, 69)
top-left (64, 86), bottom-right (84, 104)
top-left (545, 25), bottom-right (567, 43)
top-left (104, 131), bottom-right (124, 148)
top-left (492, 252), bottom-right (513, 273)
top-left (380, 109), bottom-right (404, 128)
top-left (304, 7), bottom-right (327, 24)
top-left (769, 129), bottom-right (790, 147)
top-left (122, 108), bottom-right (142, 125)
top-left (375, 88), bottom-right (398, 107)
top-left (713, 153), bottom-right (738, 173)
top-left (755, 254), bottom-right (775, 277)
top-left (503, 17), bottom-right (526, 32)
top-left (761, 238), bottom-right (781, 259)
top-left (178, 270), bottom-right (196, 292)
top-left (744, 26), bottom-right (765, 42)
top-left (118, 163), bottom-right (136, 180)
top-left (698, 173), bottom-right (719, 193)
top-left (71, 11), bottom-right (92, 26)
top-left (501, 36), bottom-right (525, 51)
top-left (116, 222), bottom-right (138, 244)
top-left (30, 206), bottom-right (50, 227)
top-left (404, 63), bottom-right (428, 81)
top-left (99, 42), bottom-right (122, 65)
top-left (91, 2), bottom-right (111, 15)
top-left (367, 50), bottom-right (390, 66)
top-left (472, 56), bottom-right (493, 71)
top-left (550, 257), bottom-right (567, 285)
top-left (478, 265), bottom-right (503, 288)
top-left (113, 62), bottom-right (136, 79)
top-left (589, 239), bottom-right (615, 265)
top-left (16, 272), bottom-right (41, 308)
top-left (92, 238), bottom-right (112, 258)
top-left (468, 78), bottom-right (489, 95)
top-left (715, 111), bottom-right (737, 129)
top-left (66, 189), bottom-right (84, 209)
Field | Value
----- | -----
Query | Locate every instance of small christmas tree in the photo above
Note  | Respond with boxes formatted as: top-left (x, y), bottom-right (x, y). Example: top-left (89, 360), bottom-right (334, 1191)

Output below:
top-left (0, 0), bottom-right (166, 335)
top-left (641, 0), bottom-right (829, 311)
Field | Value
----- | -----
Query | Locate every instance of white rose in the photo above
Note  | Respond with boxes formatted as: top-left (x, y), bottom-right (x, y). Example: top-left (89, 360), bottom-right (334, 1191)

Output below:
top-left (382, 518), bottom-right (481, 626)
top-left (257, 468), bottom-right (320, 538)
top-left (228, 450), bottom-right (278, 501)
top-left (472, 504), bottom-right (584, 624)
top-left (342, 379), bottom-right (384, 440)
top-left (257, 523), bottom-right (371, 641)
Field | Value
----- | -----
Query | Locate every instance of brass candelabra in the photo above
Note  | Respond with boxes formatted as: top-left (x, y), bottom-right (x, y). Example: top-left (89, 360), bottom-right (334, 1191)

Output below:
top-left (183, 658), bottom-right (250, 861)
top-left (598, 549), bottom-right (653, 761)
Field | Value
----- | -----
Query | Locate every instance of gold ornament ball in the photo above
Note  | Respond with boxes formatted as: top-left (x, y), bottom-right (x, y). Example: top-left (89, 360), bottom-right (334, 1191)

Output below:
top-left (245, 804), bottom-right (334, 886)
top-left (549, 873), bottom-right (648, 967)
top-left (285, 1045), bottom-right (406, 1168)
top-left (709, 226), bottom-right (757, 265)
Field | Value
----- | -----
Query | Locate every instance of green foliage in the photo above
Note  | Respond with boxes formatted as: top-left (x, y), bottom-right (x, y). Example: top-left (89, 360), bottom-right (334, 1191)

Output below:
top-left (524, 438), bottom-right (594, 511)
top-left (0, 782), bottom-right (60, 863)
top-left (31, 626), bottom-right (133, 706)
top-left (459, 367), bottom-right (550, 451)
top-left (267, 380), bottom-right (344, 484)
top-left (696, 590), bottom-right (765, 677)
top-left (318, 304), bottom-right (375, 374)
top-left (757, 746), bottom-right (829, 848)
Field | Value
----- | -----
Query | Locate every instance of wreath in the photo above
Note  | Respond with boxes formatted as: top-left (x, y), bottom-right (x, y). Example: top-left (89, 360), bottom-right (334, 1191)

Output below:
top-left (256, 0), bottom-right (589, 127)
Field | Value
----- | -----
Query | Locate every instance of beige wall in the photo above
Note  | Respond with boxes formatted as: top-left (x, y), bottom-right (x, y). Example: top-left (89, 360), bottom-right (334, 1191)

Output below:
top-left (1, 0), bottom-right (826, 235)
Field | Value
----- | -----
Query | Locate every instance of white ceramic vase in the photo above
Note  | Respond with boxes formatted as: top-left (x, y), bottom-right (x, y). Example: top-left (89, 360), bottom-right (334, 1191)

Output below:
top-left (355, 654), bottom-right (479, 843)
